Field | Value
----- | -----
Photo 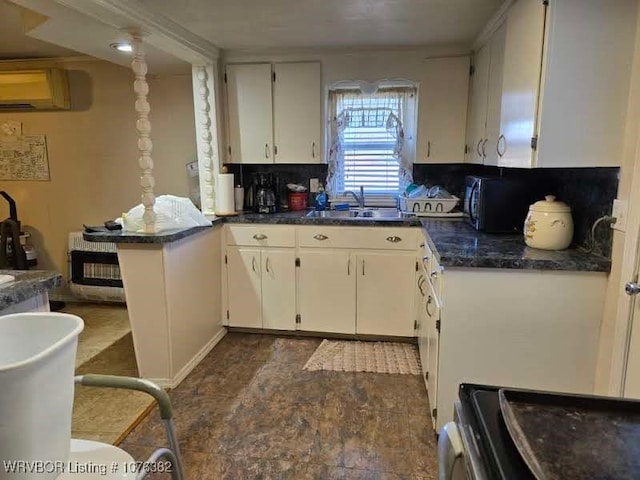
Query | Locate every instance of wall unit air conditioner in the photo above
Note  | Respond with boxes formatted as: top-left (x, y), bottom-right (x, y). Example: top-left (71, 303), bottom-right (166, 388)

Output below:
top-left (0, 68), bottom-right (70, 110)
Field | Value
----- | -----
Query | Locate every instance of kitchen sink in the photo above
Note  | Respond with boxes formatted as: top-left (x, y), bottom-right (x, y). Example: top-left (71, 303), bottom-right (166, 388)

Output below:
top-left (305, 208), bottom-right (405, 219)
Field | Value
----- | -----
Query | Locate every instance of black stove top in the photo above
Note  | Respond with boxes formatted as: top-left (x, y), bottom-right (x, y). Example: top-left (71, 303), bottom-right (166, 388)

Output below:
top-left (459, 384), bottom-right (534, 480)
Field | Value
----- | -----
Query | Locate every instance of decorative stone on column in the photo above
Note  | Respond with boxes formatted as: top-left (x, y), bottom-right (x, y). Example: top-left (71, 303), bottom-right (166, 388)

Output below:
top-left (192, 64), bottom-right (220, 216)
top-left (131, 32), bottom-right (157, 232)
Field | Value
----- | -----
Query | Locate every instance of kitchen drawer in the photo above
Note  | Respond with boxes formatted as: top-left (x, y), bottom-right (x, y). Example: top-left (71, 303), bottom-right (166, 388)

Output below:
top-left (297, 226), bottom-right (418, 250)
top-left (226, 225), bottom-right (295, 247)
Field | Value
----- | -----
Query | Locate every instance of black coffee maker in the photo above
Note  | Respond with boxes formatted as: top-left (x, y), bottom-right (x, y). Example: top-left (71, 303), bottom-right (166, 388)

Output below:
top-left (248, 172), bottom-right (277, 214)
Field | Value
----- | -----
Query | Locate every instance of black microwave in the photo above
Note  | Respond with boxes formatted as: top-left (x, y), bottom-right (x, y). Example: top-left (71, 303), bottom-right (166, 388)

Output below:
top-left (464, 175), bottom-right (532, 233)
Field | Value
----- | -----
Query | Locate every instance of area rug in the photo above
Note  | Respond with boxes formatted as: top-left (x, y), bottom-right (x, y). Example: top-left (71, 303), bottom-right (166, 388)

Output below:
top-left (303, 339), bottom-right (421, 375)
top-left (73, 333), bottom-right (156, 445)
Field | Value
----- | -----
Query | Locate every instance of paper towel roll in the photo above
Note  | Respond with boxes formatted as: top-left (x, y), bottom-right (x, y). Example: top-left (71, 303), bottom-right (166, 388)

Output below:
top-left (216, 173), bottom-right (235, 215)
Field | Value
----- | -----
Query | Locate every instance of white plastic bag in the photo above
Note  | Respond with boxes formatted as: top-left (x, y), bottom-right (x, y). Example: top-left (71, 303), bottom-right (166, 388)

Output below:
top-left (119, 195), bottom-right (212, 233)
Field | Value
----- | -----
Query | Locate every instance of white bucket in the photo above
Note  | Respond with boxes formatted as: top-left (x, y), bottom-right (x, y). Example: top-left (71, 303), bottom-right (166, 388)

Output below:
top-left (0, 313), bottom-right (84, 480)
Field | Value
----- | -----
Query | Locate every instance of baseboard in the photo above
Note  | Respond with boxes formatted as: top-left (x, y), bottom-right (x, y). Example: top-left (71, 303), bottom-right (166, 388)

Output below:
top-left (166, 327), bottom-right (228, 388)
top-left (226, 327), bottom-right (417, 344)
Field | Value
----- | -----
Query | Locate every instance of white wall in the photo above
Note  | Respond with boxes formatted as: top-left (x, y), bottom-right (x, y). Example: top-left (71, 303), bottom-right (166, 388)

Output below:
top-left (0, 59), bottom-right (196, 291)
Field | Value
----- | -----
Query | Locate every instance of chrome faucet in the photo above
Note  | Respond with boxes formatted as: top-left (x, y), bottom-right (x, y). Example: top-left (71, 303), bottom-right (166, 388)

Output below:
top-left (344, 186), bottom-right (365, 209)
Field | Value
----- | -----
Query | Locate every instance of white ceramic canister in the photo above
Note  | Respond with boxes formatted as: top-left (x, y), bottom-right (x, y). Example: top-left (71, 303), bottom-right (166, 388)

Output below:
top-left (524, 195), bottom-right (574, 250)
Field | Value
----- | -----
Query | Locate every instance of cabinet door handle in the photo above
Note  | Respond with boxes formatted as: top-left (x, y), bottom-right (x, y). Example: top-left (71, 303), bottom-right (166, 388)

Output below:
top-left (481, 138), bottom-right (488, 158)
top-left (386, 236), bottom-right (402, 243)
top-left (313, 234), bottom-right (328, 241)
top-left (265, 144), bottom-right (270, 159)
top-left (497, 134), bottom-right (506, 158)
top-left (265, 257), bottom-right (270, 273)
top-left (426, 296), bottom-right (434, 317)
top-left (476, 139), bottom-right (483, 157)
top-left (253, 234), bottom-right (267, 241)
top-left (312, 142), bottom-right (316, 158)
top-left (347, 258), bottom-right (351, 276)
top-left (427, 141), bottom-right (431, 158)
top-left (252, 256), bottom-right (257, 274)
top-left (418, 275), bottom-right (426, 296)
top-left (362, 259), bottom-right (365, 276)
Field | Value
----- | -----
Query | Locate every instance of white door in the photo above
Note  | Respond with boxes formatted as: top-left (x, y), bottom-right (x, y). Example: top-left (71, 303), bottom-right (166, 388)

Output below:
top-left (273, 62), bottom-right (322, 164)
top-left (355, 252), bottom-right (416, 337)
top-left (226, 247), bottom-right (262, 328)
top-left (298, 250), bottom-right (356, 334)
top-left (425, 278), bottom-right (441, 425)
top-left (261, 248), bottom-right (297, 330)
top-left (484, 21), bottom-right (507, 167)
top-left (225, 63), bottom-right (274, 164)
top-left (466, 43), bottom-right (491, 164)
top-left (415, 57), bottom-right (470, 164)
top-left (622, 232), bottom-right (640, 397)
top-left (498, 0), bottom-right (546, 168)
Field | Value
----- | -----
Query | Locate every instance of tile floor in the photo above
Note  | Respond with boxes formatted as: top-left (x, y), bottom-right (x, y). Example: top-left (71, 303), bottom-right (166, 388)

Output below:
top-left (121, 333), bottom-right (438, 479)
top-left (61, 302), bottom-right (131, 367)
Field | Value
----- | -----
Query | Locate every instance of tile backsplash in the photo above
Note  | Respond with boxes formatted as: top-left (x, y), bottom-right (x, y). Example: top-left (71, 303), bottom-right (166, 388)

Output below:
top-left (223, 162), bottom-right (619, 257)
top-left (413, 163), bottom-right (620, 257)
top-left (223, 163), bottom-right (328, 208)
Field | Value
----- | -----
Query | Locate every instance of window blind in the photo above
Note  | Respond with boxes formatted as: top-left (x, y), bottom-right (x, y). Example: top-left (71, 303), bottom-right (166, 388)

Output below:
top-left (328, 87), bottom-right (416, 200)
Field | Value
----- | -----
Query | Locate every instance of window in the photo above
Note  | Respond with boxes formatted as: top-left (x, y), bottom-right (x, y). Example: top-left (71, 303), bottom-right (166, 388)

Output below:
top-left (327, 86), bottom-right (417, 203)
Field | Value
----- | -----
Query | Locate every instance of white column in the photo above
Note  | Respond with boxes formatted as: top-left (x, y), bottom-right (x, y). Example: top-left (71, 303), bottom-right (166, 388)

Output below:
top-left (192, 64), bottom-right (221, 216)
top-left (131, 33), bottom-right (157, 232)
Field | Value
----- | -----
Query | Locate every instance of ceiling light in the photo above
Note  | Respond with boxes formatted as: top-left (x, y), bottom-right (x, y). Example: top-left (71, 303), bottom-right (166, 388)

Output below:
top-left (110, 42), bottom-right (133, 53)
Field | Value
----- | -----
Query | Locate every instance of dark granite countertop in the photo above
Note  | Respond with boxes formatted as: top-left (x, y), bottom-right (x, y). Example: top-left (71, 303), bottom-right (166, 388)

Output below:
top-left (224, 210), bottom-right (423, 227)
top-left (83, 210), bottom-right (610, 272)
top-left (82, 224), bottom-right (220, 244)
top-left (421, 218), bottom-right (611, 272)
top-left (0, 270), bottom-right (63, 310)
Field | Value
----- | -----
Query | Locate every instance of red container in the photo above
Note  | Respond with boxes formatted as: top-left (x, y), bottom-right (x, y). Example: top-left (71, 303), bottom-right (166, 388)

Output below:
top-left (288, 192), bottom-right (308, 211)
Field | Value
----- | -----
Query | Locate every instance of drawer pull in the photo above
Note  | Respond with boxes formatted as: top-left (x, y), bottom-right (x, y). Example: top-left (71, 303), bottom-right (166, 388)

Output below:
top-left (418, 275), bottom-right (426, 296)
top-left (430, 270), bottom-right (439, 279)
top-left (253, 234), bottom-right (267, 241)
top-left (426, 296), bottom-right (434, 317)
top-left (313, 234), bottom-right (328, 241)
top-left (386, 236), bottom-right (402, 243)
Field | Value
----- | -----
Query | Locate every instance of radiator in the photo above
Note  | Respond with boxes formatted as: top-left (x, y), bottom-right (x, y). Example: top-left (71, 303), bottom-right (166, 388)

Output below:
top-left (67, 232), bottom-right (125, 303)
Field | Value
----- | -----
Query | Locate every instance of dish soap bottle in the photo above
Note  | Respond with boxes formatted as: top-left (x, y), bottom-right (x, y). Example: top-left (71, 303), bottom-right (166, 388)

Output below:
top-left (315, 184), bottom-right (328, 211)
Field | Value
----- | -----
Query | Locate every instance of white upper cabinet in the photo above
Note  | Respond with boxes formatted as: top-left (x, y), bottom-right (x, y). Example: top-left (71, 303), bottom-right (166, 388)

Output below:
top-left (416, 57), bottom-right (470, 163)
top-left (225, 64), bottom-right (274, 164)
top-left (498, 0), bottom-right (637, 168)
top-left (225, 62), bottom-right (322, 164)
top-left (466, 43), bottom-right (491, 164)
top-left (465, 22), bottom-right (506, 165)
top-left (484, 22), bottom-right (507, 167)
top-left (497, 0), bottom-right (546, 168)
top-left (273, 62), bottom-right (322, 164)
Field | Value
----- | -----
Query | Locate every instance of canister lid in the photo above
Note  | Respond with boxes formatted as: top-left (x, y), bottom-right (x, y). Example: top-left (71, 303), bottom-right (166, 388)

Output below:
top-left (530, 195), bottom-right (571, 213)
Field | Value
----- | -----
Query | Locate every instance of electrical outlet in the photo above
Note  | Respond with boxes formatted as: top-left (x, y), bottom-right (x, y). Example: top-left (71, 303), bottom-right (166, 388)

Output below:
top-left (612, 199), bottom-right (628, 232)
top-left (309, 178), bottom-right (319, 193)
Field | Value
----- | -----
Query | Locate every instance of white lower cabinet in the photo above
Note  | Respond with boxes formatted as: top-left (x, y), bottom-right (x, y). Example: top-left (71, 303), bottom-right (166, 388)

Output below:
top-left (298, 250), bottom-right (356, 334)
top-left (417, 252), bottom-right (607, 433)
top-left (355, 252), bottom-right (417, 336)
top-left (226, 246), bottom-right (296, 329)
top-left (226, 247), bottom-right (262, 328)
top-left (261, 249), bottom-right (297, 330)
top-left (224, 225), bottom-right (420, 337)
